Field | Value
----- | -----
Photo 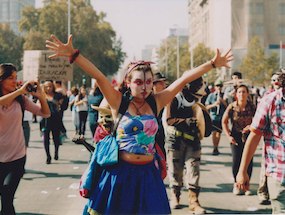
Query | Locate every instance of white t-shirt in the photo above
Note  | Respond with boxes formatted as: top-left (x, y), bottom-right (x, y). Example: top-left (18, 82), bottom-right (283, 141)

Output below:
top-left (75, 95), bottom-right (88, 112)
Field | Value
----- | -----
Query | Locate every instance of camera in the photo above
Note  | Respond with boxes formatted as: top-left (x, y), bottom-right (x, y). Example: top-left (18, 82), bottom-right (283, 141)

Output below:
top-left (26, 83), bottom-right (37, 93)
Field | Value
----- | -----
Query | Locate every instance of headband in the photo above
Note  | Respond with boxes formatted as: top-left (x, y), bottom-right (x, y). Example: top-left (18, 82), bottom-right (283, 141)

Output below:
top-left (127, 60), bottom-right (155, 74)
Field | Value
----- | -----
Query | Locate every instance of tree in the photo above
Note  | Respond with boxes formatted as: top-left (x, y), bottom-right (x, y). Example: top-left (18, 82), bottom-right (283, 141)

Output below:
top-left (239, 36), bottom-right (279, 86)
top-left (19, 0), bottom-right (126, 86)
top-left (0, 25), bottom-right (24, 70)
top-left (157, 36), bottom-right (190, 83)
top-left (157, 40), bottom-right (216, 84)
top-left (192, 43), bottom-right (216, 85)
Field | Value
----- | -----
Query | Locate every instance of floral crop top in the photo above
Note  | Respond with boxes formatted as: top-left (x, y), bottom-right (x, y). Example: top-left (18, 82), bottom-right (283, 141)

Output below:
top-left (116, 112), bottom-right (158, 155)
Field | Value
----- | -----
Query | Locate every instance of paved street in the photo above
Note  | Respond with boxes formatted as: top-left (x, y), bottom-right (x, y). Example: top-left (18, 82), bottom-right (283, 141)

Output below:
top-left (11, 110), bottom-right (271, 215)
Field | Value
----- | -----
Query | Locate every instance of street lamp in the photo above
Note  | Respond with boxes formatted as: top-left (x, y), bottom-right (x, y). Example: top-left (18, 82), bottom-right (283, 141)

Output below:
top-left (177, 33), bottom-right (180, 79)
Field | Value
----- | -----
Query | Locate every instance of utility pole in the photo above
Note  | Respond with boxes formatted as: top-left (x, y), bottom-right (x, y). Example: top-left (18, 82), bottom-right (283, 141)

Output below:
top-left (176, 30), bottom-right (180, 79)
top-left (165, 39), bottom-right (168, 77)
top-left (68, 0), bottom-right (71, 90)
top-left (280, 40), bottom-right (283, 68)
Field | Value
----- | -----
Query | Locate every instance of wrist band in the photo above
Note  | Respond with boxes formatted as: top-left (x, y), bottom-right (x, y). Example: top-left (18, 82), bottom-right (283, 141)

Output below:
top-left (69, 49), bottom-right (80, 64)
top-left (210, 60), bottom-right (216, 68)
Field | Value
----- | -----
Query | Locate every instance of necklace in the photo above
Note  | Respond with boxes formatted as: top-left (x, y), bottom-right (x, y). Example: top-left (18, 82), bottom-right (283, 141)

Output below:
top-left (131, 100), bottom-right (145, 115)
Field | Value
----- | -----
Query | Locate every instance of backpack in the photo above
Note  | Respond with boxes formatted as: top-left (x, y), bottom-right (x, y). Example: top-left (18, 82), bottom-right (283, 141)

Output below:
top-left (175, 93), bottom-right (212, 139)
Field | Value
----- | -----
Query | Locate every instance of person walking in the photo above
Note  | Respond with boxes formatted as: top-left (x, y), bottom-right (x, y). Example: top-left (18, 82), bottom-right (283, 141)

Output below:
top-left (164, 77), bottom-right (208, 214)
top-left (0, 63), bottom-right (50, 215)
top-left (46, 34), bottom-right (232, 214)
top-left (69, 86), bottom-right (80, 137)
top-left (41, 80), bottom-right (65, 164)
top-left (236, 71), bottom-right (285, 214)
top-left (22, 93), bottom-right (34, 147)
top-left (87, 81), bottom-right (103, 138)
top-left (223, 71), bottom-right (243, 104)
top-left (222, 84), bottom-right (256, 196)
top-left (75, 86), bottom-right (89, 140)
top-left (205, 79), bottom-right (227, 155)
top-left (256, 71), bottom-right (282, 205)
top-left (153, 72), bottom-right (167, 157)
top-left (54, 80), bottom-right (69, 140)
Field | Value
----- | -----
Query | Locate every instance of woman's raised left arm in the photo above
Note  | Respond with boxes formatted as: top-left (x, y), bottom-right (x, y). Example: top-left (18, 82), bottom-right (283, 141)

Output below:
top-left (155, 48), bottom-right (233, 111)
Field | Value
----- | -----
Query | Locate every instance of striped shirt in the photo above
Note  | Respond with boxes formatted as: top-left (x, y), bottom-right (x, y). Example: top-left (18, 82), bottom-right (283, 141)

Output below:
top-left (250, 88), bottom-right (285, 185)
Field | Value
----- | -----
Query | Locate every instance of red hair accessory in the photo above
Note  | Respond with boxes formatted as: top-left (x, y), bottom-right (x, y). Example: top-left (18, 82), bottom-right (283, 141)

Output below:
top-left (127, 60), bottom-right (155, 74)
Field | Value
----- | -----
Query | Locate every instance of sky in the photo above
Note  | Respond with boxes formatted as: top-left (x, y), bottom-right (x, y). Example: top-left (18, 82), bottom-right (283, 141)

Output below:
top-left (36, 0), bottom-right (188, 65)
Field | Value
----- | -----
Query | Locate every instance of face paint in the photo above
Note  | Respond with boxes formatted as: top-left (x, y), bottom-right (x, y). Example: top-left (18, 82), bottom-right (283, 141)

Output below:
top-left (128, 70), bottom-right (153, 99)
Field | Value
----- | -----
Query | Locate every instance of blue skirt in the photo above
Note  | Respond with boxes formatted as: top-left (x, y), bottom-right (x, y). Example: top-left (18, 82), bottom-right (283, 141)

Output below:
top-left (87, 160), bottom-right (171, 215)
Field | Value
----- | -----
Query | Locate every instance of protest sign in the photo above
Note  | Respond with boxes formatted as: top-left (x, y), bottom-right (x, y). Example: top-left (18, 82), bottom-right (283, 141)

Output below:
top-left (23, 50), bottom-right (73, 81)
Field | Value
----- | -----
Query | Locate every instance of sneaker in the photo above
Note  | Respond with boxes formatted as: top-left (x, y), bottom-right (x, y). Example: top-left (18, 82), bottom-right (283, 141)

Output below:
top-left (245, 190), bottom-right (252, 196)
top-left (233, 184), bottom-right (243, 195)
top-left (212, 148), bottom-right (220, 155)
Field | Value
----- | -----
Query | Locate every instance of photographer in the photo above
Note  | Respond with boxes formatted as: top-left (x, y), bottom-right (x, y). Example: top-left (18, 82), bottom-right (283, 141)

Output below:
top-left (0, 63), bottom-right (50, 215)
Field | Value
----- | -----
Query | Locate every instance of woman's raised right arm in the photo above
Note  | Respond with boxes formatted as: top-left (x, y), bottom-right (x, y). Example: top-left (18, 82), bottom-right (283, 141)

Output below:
top-left (46, 35), bottom-right (121, 111)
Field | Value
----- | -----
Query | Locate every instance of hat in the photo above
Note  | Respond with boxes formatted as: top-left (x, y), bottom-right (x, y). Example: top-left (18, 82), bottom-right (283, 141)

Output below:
top-left (214, 79), bottom-right (223, 86)
top-left (153, 72), bottom-right (166, 83)
top-left (91, 99), bottom-right (112, 115)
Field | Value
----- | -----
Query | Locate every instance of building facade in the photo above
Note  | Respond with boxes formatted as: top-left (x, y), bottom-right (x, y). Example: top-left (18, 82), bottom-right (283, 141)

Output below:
top-left (188, 0), bottom-right (285, 75)
top-left (0, 0), bottom-right (35, 35)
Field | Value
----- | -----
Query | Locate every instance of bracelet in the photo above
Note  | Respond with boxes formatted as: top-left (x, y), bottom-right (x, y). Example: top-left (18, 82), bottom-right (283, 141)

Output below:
top-left (210, 60), bottom-right (216, 68)
top-left (69, 49), bottom-right (80, 64)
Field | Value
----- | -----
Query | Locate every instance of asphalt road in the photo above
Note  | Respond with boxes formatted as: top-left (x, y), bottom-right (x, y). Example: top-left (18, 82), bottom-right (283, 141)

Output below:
top-left (9, 110), bottom-right (271, 215)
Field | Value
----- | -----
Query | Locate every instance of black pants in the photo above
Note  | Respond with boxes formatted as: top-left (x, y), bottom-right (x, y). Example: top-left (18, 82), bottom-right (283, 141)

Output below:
top-left (0, 156), bottom-right (26, 215)
top-left (43, 127), bottom-right (60, 159)
top-left (230, 131), bottom-right (253, 182)
top-left (59, 111), bottom-right (67, 134)
top-left (78, 111), bottom-right (88, 136)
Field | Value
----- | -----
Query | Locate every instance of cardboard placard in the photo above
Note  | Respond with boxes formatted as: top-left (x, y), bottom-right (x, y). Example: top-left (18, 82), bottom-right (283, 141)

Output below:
top-left (23, 50), bottom-right (73, 81)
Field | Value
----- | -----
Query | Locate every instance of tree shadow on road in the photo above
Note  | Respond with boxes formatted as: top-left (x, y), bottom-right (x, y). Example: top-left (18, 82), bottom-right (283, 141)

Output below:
top-left (204, 207), bottom-right (271, 214)
top-left (22, 169), bottom-right (81, 181)
top-left (201, 158), bottom-right (262, 168)
top-left (201, 183), bottom-right (260, 193)
top-left (18, 213), bottom-right (49, 215)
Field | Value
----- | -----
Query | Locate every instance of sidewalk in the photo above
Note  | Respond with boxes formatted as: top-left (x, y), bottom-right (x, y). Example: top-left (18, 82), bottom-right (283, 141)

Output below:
top-left (13, 110), bottom-right (271, 214)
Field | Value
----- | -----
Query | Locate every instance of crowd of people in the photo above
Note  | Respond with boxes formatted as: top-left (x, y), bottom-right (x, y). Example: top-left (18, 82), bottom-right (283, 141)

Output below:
top-left (1, 33), bottom-right (285, 215)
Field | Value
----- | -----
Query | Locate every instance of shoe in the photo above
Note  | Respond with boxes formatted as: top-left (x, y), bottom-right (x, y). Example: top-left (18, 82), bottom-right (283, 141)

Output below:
top-left (79, 135), bottom-right (85, 140)
top-left (258, 192), bottom-right (271, 205)
top-left (170, 197), bottom-right (180, 209)
top-left (233, 184), bottom-right (243, 195)
top-left (46, 157), bottom-right (51, 164)
top-left (245, 190), bottom-right (252, 196)
top-left (54, 154), bottom-right (58, 160)
top-left (212, 148), bottom-right (220, 155)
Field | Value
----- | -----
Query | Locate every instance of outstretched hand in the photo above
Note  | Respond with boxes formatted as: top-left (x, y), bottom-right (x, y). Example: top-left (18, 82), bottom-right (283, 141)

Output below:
top-left (45, 35), bottom-right (75, 59)
top-left (212, 49), bottom-right (233, 68)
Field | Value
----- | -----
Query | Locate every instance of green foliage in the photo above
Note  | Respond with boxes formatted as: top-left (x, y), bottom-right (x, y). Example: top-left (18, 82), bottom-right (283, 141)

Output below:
top-left (239, 36), bottom-right (279, 86)
top-left (19, 0), bottom-right (126, 85)
top-left (0, 25), bottom-right (24, 70)
top-left (157, 40), bottom-right (216, 84)
top-left (157, 36), bottom-right (190, 83)
top-left (192, 43), bottom-right (216, 84)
